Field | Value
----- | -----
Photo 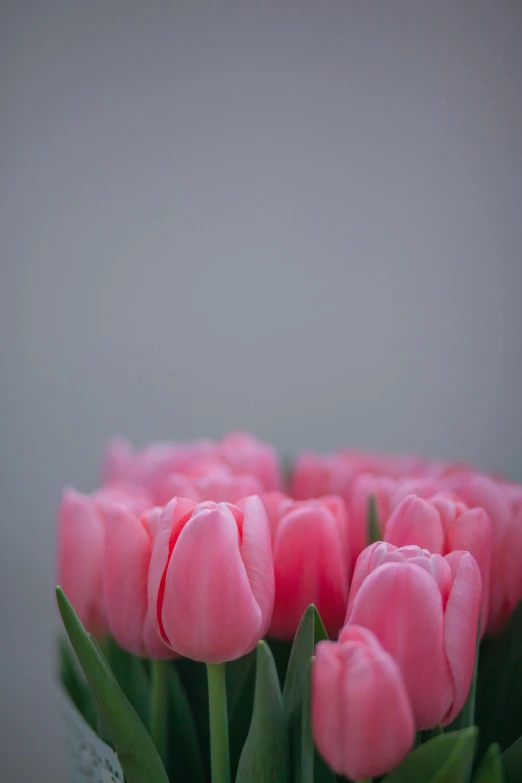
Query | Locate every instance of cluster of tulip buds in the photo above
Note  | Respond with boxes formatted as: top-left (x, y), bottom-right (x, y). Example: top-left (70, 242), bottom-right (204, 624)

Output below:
top-left (56, 432), bottom-right (522, 783)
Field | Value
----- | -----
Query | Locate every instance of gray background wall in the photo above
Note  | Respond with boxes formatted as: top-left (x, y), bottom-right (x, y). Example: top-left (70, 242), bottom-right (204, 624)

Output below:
top-left (1, 1), bottom-right (521, 779)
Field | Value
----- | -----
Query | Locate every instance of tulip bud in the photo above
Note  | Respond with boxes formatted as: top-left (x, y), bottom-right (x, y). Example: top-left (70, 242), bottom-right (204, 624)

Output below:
top-left (290, 452), bottom-right (334, 499)
top-left (218, 430), bottom-right (283, 491)
top-left (312, 625), bottom-right (415, 780)
top-left (261, 494), bottom-right (349, 639)
top-left (102, 504), bottom-right (175, 658)
top-left (345, 473), bottom-right (398, 571)
top-left (57, 483), bottom-right (152, 638)
top-left (346, 543), bottom-right (481, 729)
top-left (148, 495), bottom-right (274, 663)
top-left (440, 472), bottom-right (513, 633)
top-left (385, 493), bottom-right (491, 631)
top-left (159, 466), bottom-right (264, 506)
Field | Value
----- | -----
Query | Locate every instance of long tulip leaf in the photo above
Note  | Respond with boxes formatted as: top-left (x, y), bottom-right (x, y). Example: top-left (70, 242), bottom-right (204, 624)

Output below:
top-left (235, 640), bottom-right (290, 783)
top-left (56, 587), bottom-right (169, 783)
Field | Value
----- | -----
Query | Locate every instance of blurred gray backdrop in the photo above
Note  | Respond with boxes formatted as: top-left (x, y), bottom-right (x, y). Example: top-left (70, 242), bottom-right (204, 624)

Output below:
top-left (1, 1), bottom-right (521, 779)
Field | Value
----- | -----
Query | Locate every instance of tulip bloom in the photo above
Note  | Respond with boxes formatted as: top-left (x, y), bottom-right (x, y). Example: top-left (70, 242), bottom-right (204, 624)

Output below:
top-left (158, 465), bottom-right (264, 506)
top-left (260, 493), bottom-right (349, 639)
top-left (102, 504), bottom-right (175, 658)
top-left (57, 483), bottom-right (152, 637)
top-left (345, 473), bottom-right (398, 571)
top-left (312, 625), bottom-right (415, 779)
top-left (385, 493), bottom-right (491, 631)
top-left (436, 471), bottom-right (517, 633)
top-left (291, 449), bottom-right (426, 501)
top-left (148, 495), bottom-right (274, 663)
top-left (102, 437), bottom-right (219, 503)
top-left (346, 542), bottom-right (481, 729)
top-left (218, 430), bottom-right (282, 491)
top-left (102, 431), bottom-right (282, 503)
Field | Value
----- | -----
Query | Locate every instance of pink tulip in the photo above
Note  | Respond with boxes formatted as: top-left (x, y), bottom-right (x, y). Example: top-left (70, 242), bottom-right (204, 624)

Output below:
top-left (158, 466), bottom-right (264, 506)
top-left (385, 493), bottom-right (491, 631)
top-left (58, 488), bottom-right (107, 637)
top-left (291, 452), bottom-right (335, 500)
top-left (102, 432), bottom-right (281, 502)
top-left (148, 495), bottom-right (274, 663)
top-left (259, 494), bottom-right (349, 639)
top-left (57, 483), bottom-right (152, 638)
top-left (102, 504), bottom-right (175, 658)
top-left (312, 625), bottom-right (415, 779)
top-left (218, 430), bottom-right (282, 491)
top-left (389, 476), bottom-right (444, 508)
top-left (345, 473), bottom-right (398, 571)
top-left (291, 450), bottom-right (426, 501)
top-left (346, 542), bottom-right (481, 729)
top-left (440, 472), bottom-right (512, 633)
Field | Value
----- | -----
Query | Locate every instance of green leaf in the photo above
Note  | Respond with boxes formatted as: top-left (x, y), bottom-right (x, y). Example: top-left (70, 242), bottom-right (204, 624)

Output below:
top-left (476, 603), bottom-right (522, 753)
top-left (473, 744), bottom-right (504, 783)
top-left (58, 634), bottom-right (97, 730)
top-left (383, 726), bottom-right (477, 783)
top-left (167, 661), bottom-right (207, 783)
top-left (367, 493), bottom-right (382, 544)
top-left (56, 587), bottom-right (169, 783)
top-left (267, 637), bottom-right (293, 690)
top-left (448, 617), bottom-right (481, 732)
top-left (502, 736), bottom-right (522, 783)
top-left (235, 640), bottom-right (290, 783)
top-left (101, 636), bottom-right (151, 728)
top-left (227, 650), bottom-right (256, 779)
top-left (282, 605), bottom-right (331, 783)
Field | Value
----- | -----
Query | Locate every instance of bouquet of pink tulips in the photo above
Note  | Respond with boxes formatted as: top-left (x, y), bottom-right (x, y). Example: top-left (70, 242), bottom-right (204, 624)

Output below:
top-left (56, 431), bottom-right (522, 783)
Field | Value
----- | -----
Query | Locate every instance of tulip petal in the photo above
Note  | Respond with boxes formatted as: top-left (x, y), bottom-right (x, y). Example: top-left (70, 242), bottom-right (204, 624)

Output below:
top-left (345, 542), bottom-right (396, 622)
top-left (442, 551), bottom-right (482, 724)
top-left (445, 475), bottom-right (510, 633)
top-left (161, 505), bottom-right (263, 662)
top-left (147, 497), bottom-right (198, 642)
top-left (58, 489), bottom-right (106, 636)
top-left (160, 474), bottom-right (199, 505)
top-left (240, 496), bottom-right (275, 639)
top-left (103, 505), bottom-right (160, 657)
top-left (270, 506), bottom-right (348, 639)
top-left (103, 506), bottom-right (146, 655)
top-left (349, 562), bottom-right (453, 729)
top-left (348, 474), bottom-right (396, 570)
top-left (447, 509), bottom-right (491, 633)
top-left (385, 495), bottom-right (445, 554)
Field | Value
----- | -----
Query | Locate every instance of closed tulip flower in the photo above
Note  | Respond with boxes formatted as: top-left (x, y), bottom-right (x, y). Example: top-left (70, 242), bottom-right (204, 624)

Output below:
top-left (346, 542), bottom-right (481, 729)
top-left (57, 483), bottom-right (152, 638)
top-left (290, 451), bottom-right (335, 500)
top-left (158, 465), bottom-right (264, 506)
top-left (102, 503), bottom-right (175, 658)
top-left (312, 625), bottom-right (415, 780)
top-left (148, 495), bottom-right (274, 663)
top-left (345, 473), bottom-right (398, 571)
top-left (439, 471), bottom-right (513, 633)
top-left (260, 494), bottom-right (349, 639)
top-left (385, 493), bottom-right (491, 631)
top-left (291, 450), bottom-right (426, 501)
top-left (218, 430), bottom-right (283, 491)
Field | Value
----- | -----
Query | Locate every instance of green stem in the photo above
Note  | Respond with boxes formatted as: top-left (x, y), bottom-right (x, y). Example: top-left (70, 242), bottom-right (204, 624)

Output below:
top-left (206, 662), bottom-right (231, 783)
top-left (150, 660), bottom-right (169, 767)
